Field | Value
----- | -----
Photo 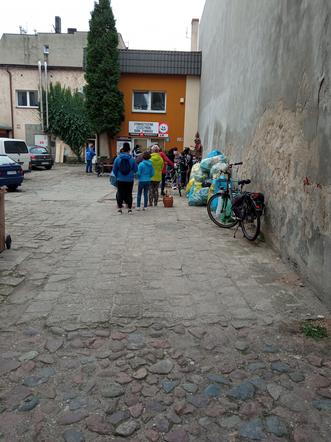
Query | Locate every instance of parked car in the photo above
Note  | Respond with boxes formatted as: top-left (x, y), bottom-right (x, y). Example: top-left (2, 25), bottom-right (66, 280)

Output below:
top-left (28, 146), bottom-right (54, 169)
top-left (0, 154), bottom-right (24, 191)
top-left (0, 138), bottom-right (31, 172)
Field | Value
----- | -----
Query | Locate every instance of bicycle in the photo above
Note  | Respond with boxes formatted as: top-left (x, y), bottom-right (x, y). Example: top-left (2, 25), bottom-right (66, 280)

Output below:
top-left (207, 162), bottom-right (265, 241)
top-left (166, 165), bottom-right (182, 196)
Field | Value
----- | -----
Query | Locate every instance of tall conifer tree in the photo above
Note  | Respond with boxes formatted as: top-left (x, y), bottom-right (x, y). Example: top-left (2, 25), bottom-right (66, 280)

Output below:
top-left (85, 0), bottom-right (124, 138)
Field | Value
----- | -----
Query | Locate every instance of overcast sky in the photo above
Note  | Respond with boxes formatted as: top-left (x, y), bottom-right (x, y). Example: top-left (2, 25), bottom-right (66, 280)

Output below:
top-left (0, 0), bottom-right (206, 50)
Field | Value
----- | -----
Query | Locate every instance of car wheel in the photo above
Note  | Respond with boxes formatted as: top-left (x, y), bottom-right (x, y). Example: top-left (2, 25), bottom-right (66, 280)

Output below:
top-left (45, 165), bottom-right (52, 170)
top-left (7, 185), bottom-right (18, 191)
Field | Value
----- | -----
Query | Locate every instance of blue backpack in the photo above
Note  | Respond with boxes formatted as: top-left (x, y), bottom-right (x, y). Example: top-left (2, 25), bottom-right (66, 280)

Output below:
top-left (119, 157), bottom-right (131, 175)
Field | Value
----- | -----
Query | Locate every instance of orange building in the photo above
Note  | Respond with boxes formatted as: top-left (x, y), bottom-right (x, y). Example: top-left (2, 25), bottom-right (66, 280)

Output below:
top-left (108, 50), bottom-right (201, 157)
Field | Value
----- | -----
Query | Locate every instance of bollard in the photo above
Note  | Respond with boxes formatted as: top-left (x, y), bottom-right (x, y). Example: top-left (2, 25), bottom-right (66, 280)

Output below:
top-left (0, 187), bottom-right (6, 252)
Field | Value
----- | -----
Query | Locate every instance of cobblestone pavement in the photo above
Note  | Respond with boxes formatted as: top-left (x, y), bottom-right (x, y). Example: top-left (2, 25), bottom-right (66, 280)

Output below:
top-left (0, 165), bottom-right (330, 441)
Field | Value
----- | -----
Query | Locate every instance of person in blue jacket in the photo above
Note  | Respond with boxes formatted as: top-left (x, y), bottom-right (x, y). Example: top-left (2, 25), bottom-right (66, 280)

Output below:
top-left (85, 143), bottom-right (95, 173)
top-left (136, 151), bottom-right (154, 210)
top-left (112, 143), bottom-right (137, 214)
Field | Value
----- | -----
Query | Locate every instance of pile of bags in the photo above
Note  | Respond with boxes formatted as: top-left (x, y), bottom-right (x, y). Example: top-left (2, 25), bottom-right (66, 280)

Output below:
top-left (186, 150), bottom-right (229, 206)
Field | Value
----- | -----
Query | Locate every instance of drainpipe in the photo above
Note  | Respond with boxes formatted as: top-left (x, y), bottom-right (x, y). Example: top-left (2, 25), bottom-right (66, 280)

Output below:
top-left (44, 61), bottom-right (49, 129)
top-left (38, 61), bottom-right (44, 132)
top-left (5, 68), bottom-right (14, 138)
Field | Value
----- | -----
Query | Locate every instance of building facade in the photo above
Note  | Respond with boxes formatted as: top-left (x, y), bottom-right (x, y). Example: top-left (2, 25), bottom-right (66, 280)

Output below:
top-left (0, 27), bottom-right (201, 160)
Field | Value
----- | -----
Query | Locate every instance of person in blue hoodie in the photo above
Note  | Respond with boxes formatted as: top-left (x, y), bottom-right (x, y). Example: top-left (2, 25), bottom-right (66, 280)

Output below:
top-left (112, 143), bottom-right (137, 214)
top-left (136, 151), bottom-right (154, 211)
top-left (85, 143), bottom-right (95, 173)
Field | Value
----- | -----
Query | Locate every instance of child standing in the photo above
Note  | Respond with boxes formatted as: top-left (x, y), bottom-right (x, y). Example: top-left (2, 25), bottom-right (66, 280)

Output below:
top-left (136, 152), bottom-right (154, 210)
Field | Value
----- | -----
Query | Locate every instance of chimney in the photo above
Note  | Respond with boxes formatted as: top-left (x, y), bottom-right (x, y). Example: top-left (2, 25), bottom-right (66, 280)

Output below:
top-left (191, 18), bottom-right (199, 51)
top-left (67, 28), bottom-right (77, 34)
top-left (55, 16), bottom-right (61, 34)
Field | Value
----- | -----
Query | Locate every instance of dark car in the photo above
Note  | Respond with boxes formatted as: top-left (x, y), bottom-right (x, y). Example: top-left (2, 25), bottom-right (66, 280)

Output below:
top-left (0, 154), bottom-right (24, 191)
top-left (28, 146), bottom-right (54, 169)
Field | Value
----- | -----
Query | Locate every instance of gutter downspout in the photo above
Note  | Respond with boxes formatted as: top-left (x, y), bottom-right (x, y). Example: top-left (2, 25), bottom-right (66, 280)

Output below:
top-left (5, 68), bottom-right (14, 138)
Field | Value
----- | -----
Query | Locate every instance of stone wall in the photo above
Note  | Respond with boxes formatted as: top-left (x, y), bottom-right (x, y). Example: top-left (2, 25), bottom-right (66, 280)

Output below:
top-left (198, 0), bottom-right (331, 305)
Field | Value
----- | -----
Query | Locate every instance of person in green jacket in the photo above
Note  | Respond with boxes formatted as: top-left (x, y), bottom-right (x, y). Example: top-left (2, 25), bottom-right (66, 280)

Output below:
top-left (149, 145), bottom-right (164, 206)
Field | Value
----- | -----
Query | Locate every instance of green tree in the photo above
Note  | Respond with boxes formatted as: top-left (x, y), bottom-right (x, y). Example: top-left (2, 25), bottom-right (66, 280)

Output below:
top-left (84, 0), bottom-right (124, 139)
top-left (42, 83), bottom-right (92, 161)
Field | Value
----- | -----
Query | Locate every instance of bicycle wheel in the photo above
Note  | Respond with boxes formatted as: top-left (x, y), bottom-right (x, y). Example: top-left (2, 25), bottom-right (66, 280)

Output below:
top-left (241, 198), bottom-right (261, 241)
top-left (207, 193), bottom-right (238, 228)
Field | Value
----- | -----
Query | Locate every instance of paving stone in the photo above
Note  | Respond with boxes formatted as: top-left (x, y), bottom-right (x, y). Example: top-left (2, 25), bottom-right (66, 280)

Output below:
top-left (18, 351), bottom-right (39, 362)
top-left (239, 418), bottom-right (266, 440)
top-left (271, 362), bottom-right (290, 373)
top-left (248, 362), bottom-right (266, 372)
top-left (45, 338), bottom-right (64, 353)
top-left (207, 374), bottom-right (231, 385)
top-left (219, 415), bottom-right (242, 429)
top-left (86, 414), bottom-right (113, 435)
top-left (57, 411), bottom-right (89, 425)
top-left (288, 372), bottom-right (305, 383)
top-left (37, 354), bottom-right (54, 364)
top-left (127, 333), bottom-right (145, 350)
top-left (145, 429), bottom-right (159, 441)
top-left (262, 344), bottom-right (279, 353)
top-left (188, 327), bottom-right (206, 339)
top-left (187, 394), bottom-right (209, 408)
top-left (129, 357), bottom-right (147, 370)
top-left (266, 384), bottom-right (282, 400)
top-left (235, 340), bottom-right (249, 351)
top-left (133, 367), bottom-right (148, 380)
top-left (248, 377), bottom-right (267, 392)
top-left (115, 419), bottom-right (140, 437)
top-left (17, 395), bottom-right (39, 411)
top-left (148, 359), bottom-right (174, 375)
top-left (161, 380), bottom-right (179, 393)
top-left (0, 358), bottom-right (20, 376)
top-left (182, 383), bottom-right (198, 393)
top-left (150, 339), bottom-right (171, 349)
top-left (129, 403), bottom-right (143, 418)
top-left (307, 354), bottom-right (323, 367)
top-left (312, 399), bottom-right (331, 411)
top-left (100, 383), bottom-right (125, 398)
top-left (69, 397), bottom-right (88, 411)
top-left (317, 388), bottom-right (331, 399)
top-left (164, 429), bottom-right (189, 442)
top-left (63, 429), bottom-right (85, 442)
top-left (203, 384), bottom-right (221, 397)
top-left (142, 385), bottom-right (159, 397)
top-left (239, 401), bottom-right (262, 418)
top-left (109, 410), bottom-right (130, 425)
top-left (265, 415), bottom-right (288, 437)
top-left (227, 382), bottom-right (256, 401)
top-left (116, 372), bottom-right (132, 384)
top-left (153, 415), bottom-right (170, 433)
top-left (172, 324), bottom-right (186, 335)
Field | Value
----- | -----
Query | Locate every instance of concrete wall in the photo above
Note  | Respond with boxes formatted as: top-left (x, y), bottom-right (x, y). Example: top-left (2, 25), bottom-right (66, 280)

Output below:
top-left (184, 76), bottom-right (200, 148)
top-left (198, 0), bottom-right (331, 305)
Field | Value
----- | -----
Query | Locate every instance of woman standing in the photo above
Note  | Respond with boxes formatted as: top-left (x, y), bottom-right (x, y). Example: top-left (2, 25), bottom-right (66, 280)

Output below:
top-left (149, 145), bottom-right (164, 206)
top-left (136, 152), bottom-right (154, 210)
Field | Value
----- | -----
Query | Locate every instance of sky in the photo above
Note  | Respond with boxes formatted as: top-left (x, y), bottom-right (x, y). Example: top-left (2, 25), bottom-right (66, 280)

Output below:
top-left (0, 0), bottom-right (206, 51)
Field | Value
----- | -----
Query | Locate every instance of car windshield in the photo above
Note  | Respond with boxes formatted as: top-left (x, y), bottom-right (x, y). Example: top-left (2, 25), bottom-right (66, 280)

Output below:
top-left (29, 147), bottom-right (49, 154)
top-left (0, 155), bottom-right (16, 165)
top-left (4, 140), bottom-right (28, 154)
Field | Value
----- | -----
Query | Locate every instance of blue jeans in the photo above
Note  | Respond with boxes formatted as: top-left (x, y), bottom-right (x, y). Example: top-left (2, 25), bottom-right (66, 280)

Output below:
top-left (137, 181), bottom-right (150, 208)
top-left (86, 159), bottom-right (92, 173)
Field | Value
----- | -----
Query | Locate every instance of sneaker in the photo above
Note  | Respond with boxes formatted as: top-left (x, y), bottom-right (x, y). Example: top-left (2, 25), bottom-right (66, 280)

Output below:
top-left (128, 209), bottom-right (133, 214)
top-left (117, 208), bottom-right (122, 214)
top-left (136, 207), bottom-right (141, 211)
top-left (143, 207), bottom-right (147, 211)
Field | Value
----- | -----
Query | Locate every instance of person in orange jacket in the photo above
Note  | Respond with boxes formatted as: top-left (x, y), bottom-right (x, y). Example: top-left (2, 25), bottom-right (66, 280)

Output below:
top-left (159, 149), bottom-right (174, 196)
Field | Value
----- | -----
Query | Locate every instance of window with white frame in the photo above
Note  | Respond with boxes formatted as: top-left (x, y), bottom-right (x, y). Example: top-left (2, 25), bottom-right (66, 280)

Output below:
top-left (133, 91), bottom-right (166, 112)
top-left (16, 90), bottom-right (39, 108)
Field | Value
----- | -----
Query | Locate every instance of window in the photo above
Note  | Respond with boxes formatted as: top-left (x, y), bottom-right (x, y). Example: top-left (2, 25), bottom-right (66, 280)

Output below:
top-left (4, 140), bottom-right (28, 154)
top-left (16, 90), bottom-right (39, 108)
top-left (133, 91), bottom-right (166, 112)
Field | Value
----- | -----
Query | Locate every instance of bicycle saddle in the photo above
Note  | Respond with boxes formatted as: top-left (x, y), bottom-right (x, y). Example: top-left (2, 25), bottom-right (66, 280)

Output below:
top-left (238, 179), bottom-right (251, 186)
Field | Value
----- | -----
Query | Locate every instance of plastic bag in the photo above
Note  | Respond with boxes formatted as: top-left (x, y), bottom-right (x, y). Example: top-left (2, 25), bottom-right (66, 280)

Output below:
top-left (189, 163), bottom-right (208, 183)
top-left (200, 154), bottom-right (227, 173)
top-left (188, 187), bottom-right (209, 206)
top-left (109, 171), bottom-right (117, 187)
top-left (210, 162), bottom-right (228, 179)
top-left (207, 150), bottom-right (221, 158)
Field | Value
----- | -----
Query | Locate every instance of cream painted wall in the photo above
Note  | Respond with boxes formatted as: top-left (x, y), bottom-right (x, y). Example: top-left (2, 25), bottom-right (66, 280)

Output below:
top-left (183, 76), bottom-right (200, 148)
top-left (0, 71), bottom-right (11, 127)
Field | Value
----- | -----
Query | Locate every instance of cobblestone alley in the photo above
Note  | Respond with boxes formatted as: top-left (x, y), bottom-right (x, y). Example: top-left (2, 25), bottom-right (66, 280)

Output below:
top-left (0, 166), bottom-right (330, 441)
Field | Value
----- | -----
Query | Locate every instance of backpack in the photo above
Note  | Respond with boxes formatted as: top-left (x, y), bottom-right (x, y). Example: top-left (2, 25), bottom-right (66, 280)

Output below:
top-left (119, 157), bottom-right (131, 175)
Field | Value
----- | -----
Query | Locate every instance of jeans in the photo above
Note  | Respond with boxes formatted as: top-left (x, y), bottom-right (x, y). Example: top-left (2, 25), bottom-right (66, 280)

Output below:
top-left (116, 181), bottom-right (134, 209)
top-left (86, 159), bottom-right (92, 173)
top-left (137, 181), bottom-right (150, 208)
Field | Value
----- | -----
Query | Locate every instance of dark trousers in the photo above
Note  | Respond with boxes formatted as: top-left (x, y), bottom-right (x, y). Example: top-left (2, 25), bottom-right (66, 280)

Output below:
top-left (86, 159), bottom-right (92, 173)
top-left (149, 181), bottom-right (160, 206)
top-left (161, 173), bottom-right (166, 195)
top-left (116, 181), bottom-right (134, 209)
top-left (137, 181), bottom-right (150, 208)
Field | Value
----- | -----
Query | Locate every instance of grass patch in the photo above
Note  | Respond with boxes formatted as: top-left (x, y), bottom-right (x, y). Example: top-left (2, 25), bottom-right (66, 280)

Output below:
top-left (301, 322), bottom-right (328, 339)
